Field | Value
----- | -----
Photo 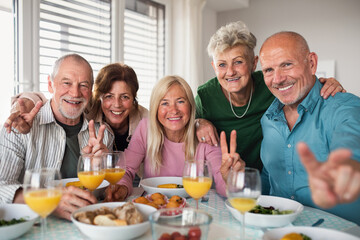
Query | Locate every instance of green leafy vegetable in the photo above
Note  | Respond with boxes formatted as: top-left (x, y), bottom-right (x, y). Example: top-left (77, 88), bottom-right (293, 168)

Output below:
top-left (0, 218), bottom-right (27, 226)
top-left (249, 205), bottom-right (294, 215)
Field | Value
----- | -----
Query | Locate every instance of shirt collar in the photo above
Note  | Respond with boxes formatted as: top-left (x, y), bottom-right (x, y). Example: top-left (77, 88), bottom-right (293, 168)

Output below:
top-left (265, 77), bottom-right (321, 120)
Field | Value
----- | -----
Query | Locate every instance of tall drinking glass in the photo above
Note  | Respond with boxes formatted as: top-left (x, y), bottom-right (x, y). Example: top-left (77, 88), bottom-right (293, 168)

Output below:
top-left (103, 151), bottom-right (126, 193)
top-left (227, 167), bottom-right (261, 239)
top-left (77, 153), bottom-right (105, 192)
top-left (23, 168), bottom-right (62, 239)
top-left (183, 159), bottom-right (212, 209)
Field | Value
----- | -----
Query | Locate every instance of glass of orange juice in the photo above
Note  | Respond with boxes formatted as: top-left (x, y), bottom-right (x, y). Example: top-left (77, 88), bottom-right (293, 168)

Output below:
top-left (23, 168), bottom-right (62, 239)
top-left (77, 153), bottom-right (105, 192)
top-left (102, 151), bottom-right (126, 197)
top-left (183, 159), bottom-right (212, 209)
top-left (227, 167), bottom-right (261, 239)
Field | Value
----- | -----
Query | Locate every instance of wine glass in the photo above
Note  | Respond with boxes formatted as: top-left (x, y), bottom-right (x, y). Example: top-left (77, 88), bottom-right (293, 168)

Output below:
top-left (23, 168), bottom-right (62, 239)
top-left (77, 153), bottom-right (105, 192)
top-left (183, 159), bottom-right (212, 209)
top-left (227, 167), bottom-right (261, 239)
top-left (102, 151), bottom-right (126, 195)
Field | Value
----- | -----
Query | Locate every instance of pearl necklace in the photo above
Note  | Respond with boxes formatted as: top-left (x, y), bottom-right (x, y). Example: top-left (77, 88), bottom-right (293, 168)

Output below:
top-left (228, 84), bottom-right (253, 119)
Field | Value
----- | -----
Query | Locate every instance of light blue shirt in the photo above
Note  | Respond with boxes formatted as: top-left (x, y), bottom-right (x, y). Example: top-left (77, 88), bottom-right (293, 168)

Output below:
top-left (260, 78), bottom-right (360, 225)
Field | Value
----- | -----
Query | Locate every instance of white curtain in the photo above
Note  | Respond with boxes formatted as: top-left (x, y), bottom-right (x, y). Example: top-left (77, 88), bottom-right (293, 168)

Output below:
top-left (170, 0), bottom-right (206, 94)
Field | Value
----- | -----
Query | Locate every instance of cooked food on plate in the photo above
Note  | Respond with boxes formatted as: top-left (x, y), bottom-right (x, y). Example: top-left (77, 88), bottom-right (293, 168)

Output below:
top-left (157, 184), bottom-right (183, 189)
top-left (281, 232), bottom-right (312, 240)
top-left (133, 193), bottom-right (185, 209)
top-left (249, 205), bottom-right (294, 215)
top-left (65, 181), bottom-right (85, 189)
top-left (74, 202), bottom-right (143, 226)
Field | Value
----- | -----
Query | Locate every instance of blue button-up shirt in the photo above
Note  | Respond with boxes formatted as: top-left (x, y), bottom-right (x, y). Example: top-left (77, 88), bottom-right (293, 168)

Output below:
top-left (260, 78), bottom-right (360, 225)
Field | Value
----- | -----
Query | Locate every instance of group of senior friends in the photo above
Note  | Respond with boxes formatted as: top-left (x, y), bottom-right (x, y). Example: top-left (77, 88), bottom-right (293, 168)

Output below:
top-left (0, 20), bottom-right (359, 225)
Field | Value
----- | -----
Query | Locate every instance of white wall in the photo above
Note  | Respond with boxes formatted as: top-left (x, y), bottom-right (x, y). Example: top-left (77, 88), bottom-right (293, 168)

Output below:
top-left (202, 0), bottom-right (360, 96)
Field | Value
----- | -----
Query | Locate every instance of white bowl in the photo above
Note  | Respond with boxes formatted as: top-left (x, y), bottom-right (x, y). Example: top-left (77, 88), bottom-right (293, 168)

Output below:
top-left (0, 204), bottom-right (39, 240)
top-left (263, 226), bottom-right (360, 240)
top-left (140, 177), bottom-right (189, 198)
top-left (62, 177), bottom-right (109, 199)
top-left (71, 202), bottom-right (156, 240)
top-left (225, 195), bottom-right (303, 228)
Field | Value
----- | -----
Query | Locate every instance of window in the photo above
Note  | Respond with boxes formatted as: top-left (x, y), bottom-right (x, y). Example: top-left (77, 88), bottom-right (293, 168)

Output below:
top-left (15, 0), bottom-right (166, 108)
top-left (0, 0), bottom-right (14, 125)
top-left (124, 0), bottom-right (165, 108)
top-left (39, 0), bottom-right (111, 98)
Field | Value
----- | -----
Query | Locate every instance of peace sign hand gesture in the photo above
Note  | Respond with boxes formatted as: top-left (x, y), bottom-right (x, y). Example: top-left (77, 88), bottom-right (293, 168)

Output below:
top-left (82, 120), bottom-right (108, 156)
top-left (220, 130), bottom-right (245, 182)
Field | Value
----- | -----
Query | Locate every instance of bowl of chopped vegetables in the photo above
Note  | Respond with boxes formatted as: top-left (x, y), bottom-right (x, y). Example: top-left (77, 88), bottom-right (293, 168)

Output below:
top-left (0, 203), bottom-right (39, 240)
top-left (225, 195), bottom-right (303, 228)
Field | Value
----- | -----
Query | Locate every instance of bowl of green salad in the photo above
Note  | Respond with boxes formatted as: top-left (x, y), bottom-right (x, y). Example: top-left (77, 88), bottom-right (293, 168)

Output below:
top-left (0, 203), bottom-right (39, 240)
top-left (225, 195), bottom-right (304, 228)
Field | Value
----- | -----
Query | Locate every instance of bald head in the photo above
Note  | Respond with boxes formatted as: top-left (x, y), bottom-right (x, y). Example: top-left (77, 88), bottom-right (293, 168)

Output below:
top-left (260, 31), bottom-right (310, 59)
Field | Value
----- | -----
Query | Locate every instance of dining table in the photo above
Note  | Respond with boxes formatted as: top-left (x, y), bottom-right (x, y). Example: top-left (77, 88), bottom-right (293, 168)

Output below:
top-left (18, 187), bottom-right (360, 240)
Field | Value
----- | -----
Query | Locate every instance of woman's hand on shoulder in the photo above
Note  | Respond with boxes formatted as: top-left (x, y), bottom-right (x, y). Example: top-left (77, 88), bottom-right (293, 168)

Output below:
top-left (319, 77), bottom-right (346, 99)
top-left (195, 118), bottom-right (219, 146)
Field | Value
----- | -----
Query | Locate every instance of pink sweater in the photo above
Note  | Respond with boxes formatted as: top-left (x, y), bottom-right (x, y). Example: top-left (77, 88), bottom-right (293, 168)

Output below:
top-left (120, 118), bottom-right (226, 197)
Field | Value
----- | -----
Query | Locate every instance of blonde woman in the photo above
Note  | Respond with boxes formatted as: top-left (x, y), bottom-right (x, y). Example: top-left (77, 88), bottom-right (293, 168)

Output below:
top-left (105, 75), bottom-right (233, 201)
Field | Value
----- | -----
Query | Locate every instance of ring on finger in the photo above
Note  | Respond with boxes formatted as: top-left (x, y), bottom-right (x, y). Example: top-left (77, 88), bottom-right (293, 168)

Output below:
top-left (201, 136), bottom-right (206, 142)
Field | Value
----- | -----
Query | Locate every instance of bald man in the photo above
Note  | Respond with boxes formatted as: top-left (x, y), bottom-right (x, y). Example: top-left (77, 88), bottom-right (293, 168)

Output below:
top-left (259, 31), bottom-right (360, 225)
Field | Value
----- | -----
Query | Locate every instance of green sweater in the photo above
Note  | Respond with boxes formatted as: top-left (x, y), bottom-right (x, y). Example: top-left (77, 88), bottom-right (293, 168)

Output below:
top-left (195, 71), bottom-right (274, 171)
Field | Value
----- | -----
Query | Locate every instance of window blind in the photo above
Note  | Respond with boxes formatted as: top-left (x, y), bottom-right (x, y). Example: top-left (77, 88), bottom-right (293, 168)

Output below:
top-left (124, 0), bottom-right (165, 109)
top-left (39, 0), bottom-right (111, 95)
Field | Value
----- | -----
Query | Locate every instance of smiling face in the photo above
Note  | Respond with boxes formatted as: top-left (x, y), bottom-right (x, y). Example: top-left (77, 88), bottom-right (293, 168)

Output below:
top-left (260, 33), bottom-right (317, 108)
top-left (212, 45), bottom-right (257, 95)
top-left (101, 81), bottom-right (134, 131)
top-left (157, 83), bottom-right (191, 142)
top-left (48, 57), bottom-right (92, 125)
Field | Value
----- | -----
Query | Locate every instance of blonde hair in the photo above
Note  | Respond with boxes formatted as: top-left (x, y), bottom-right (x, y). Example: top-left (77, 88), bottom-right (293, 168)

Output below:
top-left (147, 75), bottom-right (197, 174)
top-left (207, 21), bottom-right (257, 60)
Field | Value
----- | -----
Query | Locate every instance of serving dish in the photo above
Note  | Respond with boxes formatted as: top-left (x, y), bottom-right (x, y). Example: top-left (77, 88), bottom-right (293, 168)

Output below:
top-left (140, 177), bottom-right (189, 198)
top-left (62, 177), bottom-right (109, 199)
top-left (263, 226), bottom-right (360, 240)
top-left (225, 195), bottom-right (303, 228)
top-left (71, 202), bottom-right (156, 240)
top-left (0, 203), bottom-right (39, 240)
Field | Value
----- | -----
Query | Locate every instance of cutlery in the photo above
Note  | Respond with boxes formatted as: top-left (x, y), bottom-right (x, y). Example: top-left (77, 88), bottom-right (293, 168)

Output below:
top-left (311, 218), bottom-right (324, 227)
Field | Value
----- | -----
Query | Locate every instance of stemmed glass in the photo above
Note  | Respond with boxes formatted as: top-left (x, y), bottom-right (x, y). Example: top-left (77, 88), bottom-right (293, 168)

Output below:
top-left (77, 153), bottom-right (105, 192)
top-left (227, 167), bottom-right (261, 239)
top-left (102, 151), bottom-right (126, 194)
top-left (183, 159), bottom-right (212, 209)
top-left (23, 168), bottom-right (62, 239)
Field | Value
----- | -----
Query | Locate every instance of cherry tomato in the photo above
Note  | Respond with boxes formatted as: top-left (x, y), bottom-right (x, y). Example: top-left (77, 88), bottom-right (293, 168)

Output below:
top-left (171, 232), bottom-right (182, 239)
top-left (188, 227), bottom-right (201, 238)
top-left (158, 233), bottom-right (171, 240)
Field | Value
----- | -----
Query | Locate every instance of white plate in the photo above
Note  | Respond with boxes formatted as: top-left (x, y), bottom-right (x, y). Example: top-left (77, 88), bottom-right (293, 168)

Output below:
top-left (71, 202), bottom-right (156, 240)
top-left (62, 177), bottom-right (109, 199)
top-left (263, 226), bottom-right (360, 240)
top-left (140, 177), bottom-right (189, 198)
top-left (225, 195), bottom-right (303, 228)
top-left (0, 204), bottom-right (39, 240)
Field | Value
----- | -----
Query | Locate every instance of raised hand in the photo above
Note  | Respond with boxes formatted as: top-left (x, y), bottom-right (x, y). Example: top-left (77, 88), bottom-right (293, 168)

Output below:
top-left (195, 118), bottom-right (219, 146)
top-left (220, 130), bottom-right (245, 182)
top-left (319, 77), bottom-right (346, 99)
top-left (297, 142), bottom-right (360, 208)
top-left (4, 99), bottom-right (42, 134)
top-left (82, 120), bottom-right (108, 155)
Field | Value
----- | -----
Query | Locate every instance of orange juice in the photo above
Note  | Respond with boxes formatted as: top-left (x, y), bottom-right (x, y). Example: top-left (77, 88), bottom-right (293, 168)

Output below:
top-left (78, 171), bottom-right (105, 191)
top-left (105, 168), bottom-right (125, 184)
top-left (24, 189), bottom-right (62, 218)
top-left (229, 197), bottom-right (257, 213)
top-left (183, 177), bottom-right (212, 199)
